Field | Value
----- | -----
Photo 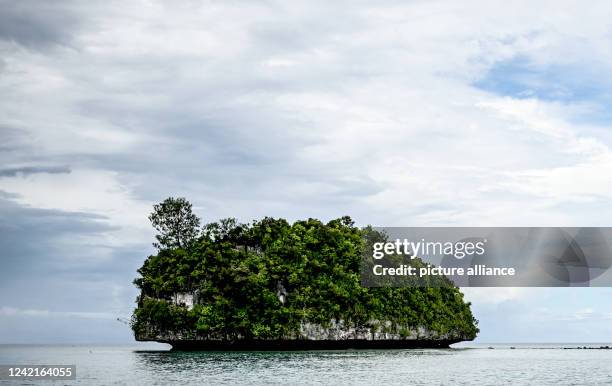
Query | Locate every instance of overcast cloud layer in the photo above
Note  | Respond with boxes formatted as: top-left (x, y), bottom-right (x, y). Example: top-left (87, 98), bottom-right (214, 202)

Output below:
top-left (1, 0), bottom-right (612, 343)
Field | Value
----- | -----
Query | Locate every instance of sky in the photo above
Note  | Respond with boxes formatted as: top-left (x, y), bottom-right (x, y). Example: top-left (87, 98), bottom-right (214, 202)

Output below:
top-left (1, 0), bottom-right (612, 343)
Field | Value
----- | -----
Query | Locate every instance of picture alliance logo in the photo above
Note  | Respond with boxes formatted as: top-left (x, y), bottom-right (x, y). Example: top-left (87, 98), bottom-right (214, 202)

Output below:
top-left (372, 238), bottom-right (488, 260)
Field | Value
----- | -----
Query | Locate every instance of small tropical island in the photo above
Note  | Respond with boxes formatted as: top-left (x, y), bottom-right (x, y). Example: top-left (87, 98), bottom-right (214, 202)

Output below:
top-left (132, 197), bottom-right (479, 350)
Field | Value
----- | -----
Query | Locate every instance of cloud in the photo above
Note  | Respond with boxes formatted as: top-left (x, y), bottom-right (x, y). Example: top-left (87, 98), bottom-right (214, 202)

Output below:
top-left (0, 194), bottom-right (146, 330)
top-left (531, 307), bottom-right (612, 322)
top-left (2, 1), bottom-right (612, 229)
top-left (0, 306), bottom-right (116, 320)
top-left (2, 0), bottom-right (612, 342)
top-left (0, 165), bottom-right (71, 177)
top-left (463, 288), bottom-right (612, 342)
top-left (0, 0), bottom-right (83, 49)
top-left (461, 287), bottom-right (530, 305)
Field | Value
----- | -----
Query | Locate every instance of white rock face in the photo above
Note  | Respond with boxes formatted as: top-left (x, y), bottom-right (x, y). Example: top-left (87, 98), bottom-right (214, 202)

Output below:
top-left (173, 292), bottom-right (195, 310)
top-left (155, 295), bottom-right (465, 342)
top-left (276, 282), bottom-right (288, 305)
top-left (297, 320), bottom-right (449, 341)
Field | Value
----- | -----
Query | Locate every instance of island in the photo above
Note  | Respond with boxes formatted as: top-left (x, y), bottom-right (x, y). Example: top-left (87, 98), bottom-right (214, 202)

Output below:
top-left (131, 197), bottom-right (479, 350)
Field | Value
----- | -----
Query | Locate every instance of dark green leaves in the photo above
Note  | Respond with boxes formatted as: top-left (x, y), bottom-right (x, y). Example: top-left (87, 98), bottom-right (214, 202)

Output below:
top-left (149, 197), bottom-right (201, 250)
top-left (134, 202), bottom-right (479, 341)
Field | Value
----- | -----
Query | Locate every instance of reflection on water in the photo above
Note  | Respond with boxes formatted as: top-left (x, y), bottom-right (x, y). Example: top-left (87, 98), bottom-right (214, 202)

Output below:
top-left (130, 348), bottom-right (460, 385)
top-left (134, 348), bottom-right (456, 373)
top-left (1, 344), bottom-right (612, 385)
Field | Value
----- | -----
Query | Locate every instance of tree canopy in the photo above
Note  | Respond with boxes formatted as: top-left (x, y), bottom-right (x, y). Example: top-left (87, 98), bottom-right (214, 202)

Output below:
top-left (148, 197), bottom-right (200, 249)
top-left (132, 199), bottom-right (478, 342)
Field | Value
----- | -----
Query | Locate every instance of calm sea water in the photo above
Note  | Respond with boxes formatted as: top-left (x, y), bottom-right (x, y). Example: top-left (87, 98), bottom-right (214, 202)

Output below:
top-left (1, 343), bottom-right (611, 385)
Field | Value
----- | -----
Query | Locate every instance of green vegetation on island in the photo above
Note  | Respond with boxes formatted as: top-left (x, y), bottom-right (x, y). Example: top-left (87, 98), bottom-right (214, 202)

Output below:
top-left (132, 197), bottom-right (478, 344)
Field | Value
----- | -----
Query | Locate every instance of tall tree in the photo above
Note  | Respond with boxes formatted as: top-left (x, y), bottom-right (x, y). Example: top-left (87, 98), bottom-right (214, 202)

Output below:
top-left (149, 197), bottom-right (201, 249)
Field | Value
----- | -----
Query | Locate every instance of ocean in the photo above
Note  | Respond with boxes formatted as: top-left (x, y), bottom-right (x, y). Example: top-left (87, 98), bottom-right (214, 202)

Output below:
top-left (1, 343), bottom-right (611, 385)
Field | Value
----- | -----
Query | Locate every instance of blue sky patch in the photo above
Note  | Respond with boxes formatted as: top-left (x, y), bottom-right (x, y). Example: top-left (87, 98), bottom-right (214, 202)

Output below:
top-left (474, 56), bottom-right (612, 125)
top-left (474, 57), bottom-right (607, 101)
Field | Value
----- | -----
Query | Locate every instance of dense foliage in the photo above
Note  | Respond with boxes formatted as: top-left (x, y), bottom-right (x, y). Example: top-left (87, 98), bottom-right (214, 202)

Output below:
top-left (132, 200), bottom-right (478, 341)
top-left (148, 197), bottom-right (200, 250)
